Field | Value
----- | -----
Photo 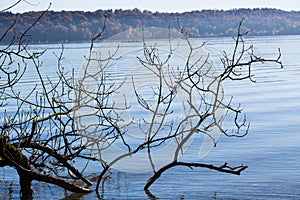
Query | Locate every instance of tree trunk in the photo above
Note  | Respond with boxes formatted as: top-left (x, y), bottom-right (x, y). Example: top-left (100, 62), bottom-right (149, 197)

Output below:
top-left (0, 137), bottom-right (34, 199)
top-left (19, 172), bottom-right (34, 200)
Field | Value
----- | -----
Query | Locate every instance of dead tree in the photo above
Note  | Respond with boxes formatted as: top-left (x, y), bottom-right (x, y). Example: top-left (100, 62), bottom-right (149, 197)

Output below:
top-left (91, 21), bottom-right (282, 198)
top-left (142, 20), bottom-right (283, 194)
top-left (0, 2), bottom-right (282, 199)
top-left (0, 2), bottom-right (107, 199)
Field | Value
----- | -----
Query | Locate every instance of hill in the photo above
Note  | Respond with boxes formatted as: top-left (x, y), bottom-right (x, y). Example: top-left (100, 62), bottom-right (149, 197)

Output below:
top-left (1, 8), bottom-right (300, 44)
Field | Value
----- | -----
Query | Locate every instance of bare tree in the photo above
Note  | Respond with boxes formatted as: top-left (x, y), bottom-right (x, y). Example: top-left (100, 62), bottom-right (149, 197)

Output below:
top-left (89, 21), bottom-right (282, 198)
top-left (0, 2), bottom-right (282, 199)
top-left (142, 20), bottom-right (283, 195)
top-left (0, 2), bottom-right (107, 199)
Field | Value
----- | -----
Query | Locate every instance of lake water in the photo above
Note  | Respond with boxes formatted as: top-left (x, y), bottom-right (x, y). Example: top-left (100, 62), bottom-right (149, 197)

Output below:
top-left (1, 34), bottom-right (300, 199)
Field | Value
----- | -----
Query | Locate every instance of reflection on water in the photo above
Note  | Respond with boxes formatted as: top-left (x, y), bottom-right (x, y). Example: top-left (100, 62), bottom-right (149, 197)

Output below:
top-left (1, 35), bottom-right (300, 199)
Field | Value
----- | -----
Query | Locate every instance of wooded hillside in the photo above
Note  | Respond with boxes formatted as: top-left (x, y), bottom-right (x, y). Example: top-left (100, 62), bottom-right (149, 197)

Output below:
top-left (1, 8), bottom-right (300, 44)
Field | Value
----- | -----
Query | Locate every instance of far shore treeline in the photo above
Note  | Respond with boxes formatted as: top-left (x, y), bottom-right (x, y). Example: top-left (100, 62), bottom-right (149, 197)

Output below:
top-left (1, 8), bottom-right (300, 44)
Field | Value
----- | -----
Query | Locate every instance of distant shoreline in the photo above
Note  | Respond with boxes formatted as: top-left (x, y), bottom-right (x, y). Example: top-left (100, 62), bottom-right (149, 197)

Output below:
top-left (1, 8), bottom-right (300, 44)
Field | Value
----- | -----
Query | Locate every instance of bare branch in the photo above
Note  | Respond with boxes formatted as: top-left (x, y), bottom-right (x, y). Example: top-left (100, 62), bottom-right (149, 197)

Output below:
top-left (144, 160), bottom-right (247, 191)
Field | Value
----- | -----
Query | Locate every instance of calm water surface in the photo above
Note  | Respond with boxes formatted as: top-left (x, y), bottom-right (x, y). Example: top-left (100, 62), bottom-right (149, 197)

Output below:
top-left (1, 35), bottom-right (300, 199)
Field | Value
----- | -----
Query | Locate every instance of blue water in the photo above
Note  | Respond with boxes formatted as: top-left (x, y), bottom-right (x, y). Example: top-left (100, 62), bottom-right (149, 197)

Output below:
top-left (1, 35), bottom-right (300, 199)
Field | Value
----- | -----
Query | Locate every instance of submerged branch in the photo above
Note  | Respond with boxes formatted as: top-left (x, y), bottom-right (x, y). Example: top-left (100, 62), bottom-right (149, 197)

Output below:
top-left (144, 160), bottom-right (247, 191)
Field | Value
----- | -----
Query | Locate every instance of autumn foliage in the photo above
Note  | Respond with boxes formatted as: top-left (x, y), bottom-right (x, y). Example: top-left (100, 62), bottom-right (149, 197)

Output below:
top-left (1, 8), bottom-right (300, 44)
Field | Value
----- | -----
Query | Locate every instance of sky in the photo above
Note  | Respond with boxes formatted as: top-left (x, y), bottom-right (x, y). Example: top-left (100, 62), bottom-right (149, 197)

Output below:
top-left (1, 0), bottom-right (300, 13)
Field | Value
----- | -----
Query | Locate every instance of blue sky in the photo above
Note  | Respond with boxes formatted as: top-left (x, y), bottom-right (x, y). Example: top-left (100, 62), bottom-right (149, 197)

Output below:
top-left (2, 0), bottom-right (300, 13)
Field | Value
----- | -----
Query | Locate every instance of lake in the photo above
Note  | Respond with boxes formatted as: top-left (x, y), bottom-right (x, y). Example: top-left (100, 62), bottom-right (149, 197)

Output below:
top-left (1, 34), bottom-right (300, 199)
